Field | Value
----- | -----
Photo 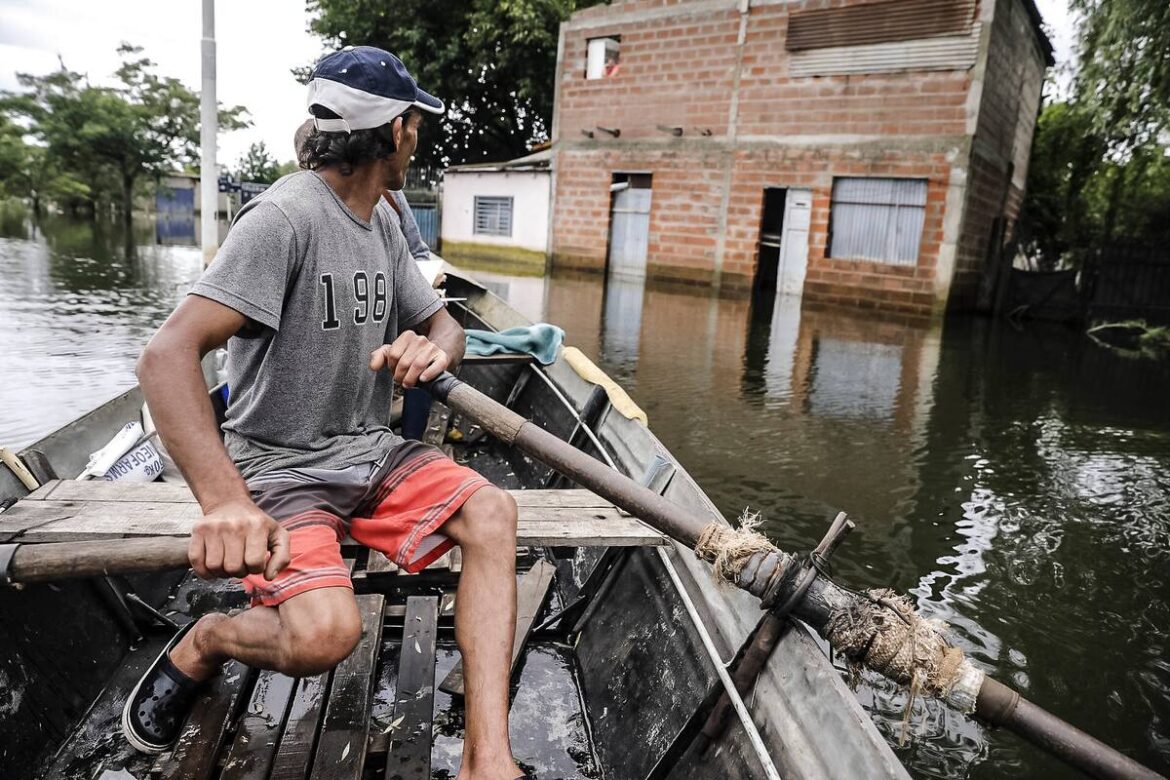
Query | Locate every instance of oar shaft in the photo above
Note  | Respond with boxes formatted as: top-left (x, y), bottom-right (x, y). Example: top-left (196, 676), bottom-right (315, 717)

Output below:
top-left (3, 537), bottom-right (189, 583)
top-left (977, 678), bottom-right (1161, 780)
top-left (438, 376), bottom-right (712, 547)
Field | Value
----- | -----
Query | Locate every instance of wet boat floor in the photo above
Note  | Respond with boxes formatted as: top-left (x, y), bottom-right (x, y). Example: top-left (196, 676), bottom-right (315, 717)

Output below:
top-left (41, 555), bottom-right (603, 780)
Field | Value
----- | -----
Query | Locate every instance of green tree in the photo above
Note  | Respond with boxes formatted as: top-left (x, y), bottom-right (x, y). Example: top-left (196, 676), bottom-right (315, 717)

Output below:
top-left (303, 0), bottom-right (603, 168)
top-left (1021, 2), bottom-right (1170, 263)
top-left (275, 159), bottom-right (301, 177)
top-left (0, 115), bottom-right (31, 201)
top-left (233, 141), bottom-right (283, 184)
top-left (3, 45), bottom-right (248, 238)
top-left (1068, 0), bottom-right (1170, 242)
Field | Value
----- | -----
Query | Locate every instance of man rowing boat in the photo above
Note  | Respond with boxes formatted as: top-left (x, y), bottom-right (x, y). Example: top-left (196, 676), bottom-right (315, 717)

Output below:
top-left (127, 46), bottom-right (527, 780)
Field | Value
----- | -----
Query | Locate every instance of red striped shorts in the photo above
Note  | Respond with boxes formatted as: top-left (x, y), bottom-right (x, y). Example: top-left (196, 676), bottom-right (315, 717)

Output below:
top-left (241, 441), bottom-right (489, 607)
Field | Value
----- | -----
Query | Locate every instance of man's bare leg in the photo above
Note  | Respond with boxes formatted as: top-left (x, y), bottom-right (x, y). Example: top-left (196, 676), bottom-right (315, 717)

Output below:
top-left (169, 586), bottom-right (362, 680)
top-left (443, 486), bottom-right (522, 780)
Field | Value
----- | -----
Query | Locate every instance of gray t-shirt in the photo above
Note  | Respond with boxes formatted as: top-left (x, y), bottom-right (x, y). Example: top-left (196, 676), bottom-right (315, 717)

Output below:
top-left (190, 170), bottom-right (443, 479)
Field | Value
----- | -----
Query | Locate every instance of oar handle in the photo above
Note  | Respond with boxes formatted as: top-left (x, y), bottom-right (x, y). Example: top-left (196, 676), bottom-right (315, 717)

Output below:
top-left (1, 537), bottom-right (190, 584)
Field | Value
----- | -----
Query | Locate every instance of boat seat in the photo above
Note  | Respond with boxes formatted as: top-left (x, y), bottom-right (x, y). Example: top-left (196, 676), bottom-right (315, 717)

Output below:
top-left (0, 480), bottom-right (668, 548)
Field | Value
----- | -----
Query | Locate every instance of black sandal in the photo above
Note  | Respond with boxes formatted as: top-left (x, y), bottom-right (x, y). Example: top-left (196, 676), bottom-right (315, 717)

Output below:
top-left (121, 621), bottom-right (205, 754)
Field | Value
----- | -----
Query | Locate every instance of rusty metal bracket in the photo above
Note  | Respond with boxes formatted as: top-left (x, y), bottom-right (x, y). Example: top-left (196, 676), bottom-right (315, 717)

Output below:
top-left (761, 511), bottom-right (854, 613)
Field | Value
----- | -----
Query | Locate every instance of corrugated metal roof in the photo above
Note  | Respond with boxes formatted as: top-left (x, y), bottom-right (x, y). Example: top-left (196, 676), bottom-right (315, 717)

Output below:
top-left (446, 148), bottom-right (552, 173)
top-left (788, 26), bottom-right (981, 77)
top-left (787, 0), bottom-right (977, 51)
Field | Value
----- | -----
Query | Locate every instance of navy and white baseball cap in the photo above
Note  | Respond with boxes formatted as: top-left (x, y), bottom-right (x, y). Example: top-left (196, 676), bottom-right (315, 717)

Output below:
top-left (307, 46), bottom-right (444, 133)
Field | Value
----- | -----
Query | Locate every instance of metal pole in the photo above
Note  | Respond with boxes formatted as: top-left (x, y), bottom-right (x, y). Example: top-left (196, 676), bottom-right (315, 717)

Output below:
top-left (199, 0), bottom-right (218, 267)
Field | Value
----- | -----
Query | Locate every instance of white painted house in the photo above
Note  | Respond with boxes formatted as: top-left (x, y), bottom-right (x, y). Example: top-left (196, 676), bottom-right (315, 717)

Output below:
top-left (440, 150), bottom-right (551, 267)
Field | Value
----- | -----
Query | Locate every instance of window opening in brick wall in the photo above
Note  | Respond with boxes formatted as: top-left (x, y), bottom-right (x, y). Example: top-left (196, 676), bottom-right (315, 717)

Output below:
top-left (828, 177), bottom-right (927, 265)
top-left (473, 196), bottom-right (513, 237)
top-left (754, 187), bottom-right (788, 292)
top-left (586, 37), bottom-right (621, 79)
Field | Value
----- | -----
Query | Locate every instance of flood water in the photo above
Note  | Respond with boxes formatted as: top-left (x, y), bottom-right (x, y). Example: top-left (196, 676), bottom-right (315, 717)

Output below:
top-left (1, 215), bottom-right (1168, 779)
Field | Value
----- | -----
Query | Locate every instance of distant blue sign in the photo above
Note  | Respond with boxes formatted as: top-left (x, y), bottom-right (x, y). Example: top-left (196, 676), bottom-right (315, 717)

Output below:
top-left (240, 182), bottom-right (269, 205)
top-left (218, 176), bottom-right (240, 193)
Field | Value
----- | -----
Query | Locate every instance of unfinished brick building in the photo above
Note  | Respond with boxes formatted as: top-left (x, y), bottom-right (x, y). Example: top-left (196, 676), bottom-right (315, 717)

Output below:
top-left (548, 0), bottom-right (1052, 316)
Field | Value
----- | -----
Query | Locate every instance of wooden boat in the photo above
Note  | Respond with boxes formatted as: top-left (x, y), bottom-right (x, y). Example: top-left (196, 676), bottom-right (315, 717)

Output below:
top-left (0, 267), bottom-right (908, 780)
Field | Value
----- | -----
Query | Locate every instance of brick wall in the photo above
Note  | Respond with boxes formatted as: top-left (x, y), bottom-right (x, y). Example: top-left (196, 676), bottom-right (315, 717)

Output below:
top-left (551, 0), bottom-right (1048, 316)
top-left (949, 0), bottom-right (1049, 310)
top-left (556, 0), bottom-right (975, 144)
top-left (554, 144), bottom-right (953, 314)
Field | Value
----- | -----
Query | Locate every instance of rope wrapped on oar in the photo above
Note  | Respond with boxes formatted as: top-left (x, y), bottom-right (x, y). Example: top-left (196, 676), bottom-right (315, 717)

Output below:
top-left (692, 520), bottom-right (984, 719)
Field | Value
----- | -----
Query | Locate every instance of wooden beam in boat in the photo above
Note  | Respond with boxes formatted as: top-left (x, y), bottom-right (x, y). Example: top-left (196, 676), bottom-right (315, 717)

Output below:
top-left (18, 481), bottom-right (634, 508)
top-left (269, 558), bottom-right (358, 780)
top-left (385, 596), bottom-right (439, 780)
top-left (151, 660), bottom-right (255, 780)
top-left (308, 593), bottom-right (386, 780)
top-left (268, 673), bottom-right (331, 780)
top-left (439, 559), bottom-right (555, 697)
top-left (0, 484), bottom-right (666, 548)
top-left (367, 550), bottom-right (398, 574)
top-left (219, 669), bottom-right (297, 780)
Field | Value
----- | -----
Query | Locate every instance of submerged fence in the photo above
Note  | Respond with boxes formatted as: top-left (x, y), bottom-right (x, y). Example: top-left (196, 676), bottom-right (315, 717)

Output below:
top-left (1082, 247), bottom-right (1170, 324)
top-left (999, 244), bottom-right (1170, 323)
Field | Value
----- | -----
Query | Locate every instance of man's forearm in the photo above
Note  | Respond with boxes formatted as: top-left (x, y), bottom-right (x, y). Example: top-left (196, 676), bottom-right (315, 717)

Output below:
top-left (137, 339), bottom-right (250, 511)
top-left (426, 312), bottom-right (465, 371)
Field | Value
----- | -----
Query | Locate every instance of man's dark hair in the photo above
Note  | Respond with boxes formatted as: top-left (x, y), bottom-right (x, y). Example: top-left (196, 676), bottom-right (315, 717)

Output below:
top-left (298, 106), bottom-right (417, 175)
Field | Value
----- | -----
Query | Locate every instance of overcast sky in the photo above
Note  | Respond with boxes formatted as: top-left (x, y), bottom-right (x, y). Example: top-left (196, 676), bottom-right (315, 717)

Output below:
top-left (0, 0), bottom-right (1079, 171)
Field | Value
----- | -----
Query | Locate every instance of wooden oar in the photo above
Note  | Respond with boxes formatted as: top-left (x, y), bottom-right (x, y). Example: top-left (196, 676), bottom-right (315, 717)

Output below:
top-left (1, 537), bottom-right (189, 584)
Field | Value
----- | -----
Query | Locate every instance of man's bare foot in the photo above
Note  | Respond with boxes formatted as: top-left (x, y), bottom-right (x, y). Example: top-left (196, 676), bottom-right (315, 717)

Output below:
top-left (168, 613), bottom-right (229, 682)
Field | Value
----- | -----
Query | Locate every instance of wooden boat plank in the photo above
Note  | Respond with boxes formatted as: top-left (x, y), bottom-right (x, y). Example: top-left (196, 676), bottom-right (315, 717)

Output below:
top-left (440, 559), bottom-right (555, 697)
top-left (219, 669), bottom-right (297, 780)
top-left (385, 595), bottom-right (439, 780)
top-left (33, 480), bottom-right (624, 508)
top-left (268, 672), bottom-right (330, 780)
top-left (308, 593), bottom-right (385, 780)
top-left (151, 659), bottom-right (254, 780)
top-left (3, 500), bottom-right (665, 547)
top-left (367, 550), bottom-right (398, 574)
top-left (14, 481), bottom-right (60, 500)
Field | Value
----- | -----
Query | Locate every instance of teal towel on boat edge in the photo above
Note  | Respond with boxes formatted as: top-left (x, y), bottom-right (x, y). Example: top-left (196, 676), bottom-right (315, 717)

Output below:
top-left (465, 324), bottom-right (565, 365)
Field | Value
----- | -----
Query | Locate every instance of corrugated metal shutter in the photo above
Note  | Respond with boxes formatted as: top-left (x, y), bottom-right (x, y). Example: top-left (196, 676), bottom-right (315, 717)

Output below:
top-left (787, 0), bottom-right (976, 51)
top-left (473, 196), bottom-right (513, 237)
top-left (788, 26), bottom-right (980, 77)
top-left (411, 204), bottom-right (439, 248)
top-left (829, 178), bottom-right (927, 266)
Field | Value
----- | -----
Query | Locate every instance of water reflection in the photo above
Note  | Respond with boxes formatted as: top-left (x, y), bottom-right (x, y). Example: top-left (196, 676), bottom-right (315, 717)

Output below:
top-left (0, 217), bottom-right (204, 449)
top-left (526, 277), bottom-right (1170, 780)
